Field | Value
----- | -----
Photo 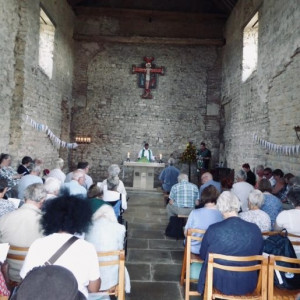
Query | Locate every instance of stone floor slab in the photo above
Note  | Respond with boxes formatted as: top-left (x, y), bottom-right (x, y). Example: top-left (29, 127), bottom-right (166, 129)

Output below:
top-left (127, 238), bottom-right (149, 249)
top-left (152, 263), bottom-right (182, 282)
top-left (170, 250), bottom-right (185, 263)
top-left (129, 222), bottom-right (165, 231)
top-left (128, 249), bottom-right (172, 263)
top-left (129, 229), bottom-right (165, 239)
top-left (126, 282), bottom-right (183, 300)
top-left (126, 263), bottom-right (151, 281)
top-left (149, 239), bottom-right (184, 250)
top-left (124, 191), bottom-right (188, 299)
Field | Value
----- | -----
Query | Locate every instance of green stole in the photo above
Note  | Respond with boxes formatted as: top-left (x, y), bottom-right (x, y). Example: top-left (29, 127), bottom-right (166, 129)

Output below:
top-left (142, 148), bottom-right (152, 160)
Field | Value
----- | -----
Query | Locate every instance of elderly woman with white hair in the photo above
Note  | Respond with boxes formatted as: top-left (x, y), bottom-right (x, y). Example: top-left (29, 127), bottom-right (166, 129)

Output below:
top-left (97, 164), bottom-right (127, 216)
top-left (48, 158), bottom-right (66, 184)
top-left (197, 191), bottom-right (263, 296)
top-left (239, 189), bottom-right (271, 232)
top-left (44, 177), bottom-right (62, 200)
top-left (85, 204), bottom-right (131, 293)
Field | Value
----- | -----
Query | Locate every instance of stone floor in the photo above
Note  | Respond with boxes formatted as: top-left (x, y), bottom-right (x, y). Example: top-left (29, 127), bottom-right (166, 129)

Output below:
top-left (123, 190), bottom-right (202, 300)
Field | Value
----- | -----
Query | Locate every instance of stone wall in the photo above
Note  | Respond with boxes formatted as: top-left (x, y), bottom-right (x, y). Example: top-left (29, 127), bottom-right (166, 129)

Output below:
top-left (70, 8), bottom-right (225, 185)
top-left (0, 0), bottom-right (18, 153)
top-left (0, 0), bottom-right (75, 171)
top-left (71, 43), bottom-right (222, 185)
top-left (221, 0), bottom-right (300, 175)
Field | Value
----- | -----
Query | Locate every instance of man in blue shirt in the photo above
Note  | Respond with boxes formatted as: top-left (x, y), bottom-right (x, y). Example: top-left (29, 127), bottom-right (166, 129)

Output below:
top-left (199, 172), bottom-right (221, 199)
top-left (62, 170), bottom-right (87, 198)
top-left (159, 158), bottom-right (180, 194)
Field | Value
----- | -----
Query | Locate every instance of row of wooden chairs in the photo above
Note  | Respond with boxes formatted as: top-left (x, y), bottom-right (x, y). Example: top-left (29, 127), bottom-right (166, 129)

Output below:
top-left (5, 245), bottom-right (126, 299)
top-left (182, 229), bottom-right (300, 300)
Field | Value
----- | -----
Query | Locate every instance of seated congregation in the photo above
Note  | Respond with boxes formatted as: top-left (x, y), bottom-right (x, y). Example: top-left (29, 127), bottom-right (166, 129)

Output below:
top-left (0, 153), bottom-right (130, 299)
top-left (164, 163), bottom-right (300, 299)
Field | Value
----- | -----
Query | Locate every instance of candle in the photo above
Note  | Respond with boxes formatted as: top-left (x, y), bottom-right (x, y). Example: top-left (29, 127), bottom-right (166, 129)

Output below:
top-left (127, 152), bottom-right (130, 158)
top-left (159, 154), bottom-right (162, 160)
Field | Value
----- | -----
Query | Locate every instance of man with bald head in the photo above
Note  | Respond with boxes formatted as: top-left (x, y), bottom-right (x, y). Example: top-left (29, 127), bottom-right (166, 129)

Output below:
top-left (199, 172), bottom-right (221, 199)
top-left (62, 169), bottom-right (87, 198)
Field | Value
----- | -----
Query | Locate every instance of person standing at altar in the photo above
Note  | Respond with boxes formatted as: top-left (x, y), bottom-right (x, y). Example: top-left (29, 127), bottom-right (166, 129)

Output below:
top-left (138, 143), bottom-right (155, 162)
top-left (197, 142), bottom-right (211, 171)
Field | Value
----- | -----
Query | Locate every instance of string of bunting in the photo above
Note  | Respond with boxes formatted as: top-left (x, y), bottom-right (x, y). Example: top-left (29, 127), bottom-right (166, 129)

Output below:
top-left (253, 133), bottom-right (300, 156)
top-left (25, 115), bottom-right (78, 149)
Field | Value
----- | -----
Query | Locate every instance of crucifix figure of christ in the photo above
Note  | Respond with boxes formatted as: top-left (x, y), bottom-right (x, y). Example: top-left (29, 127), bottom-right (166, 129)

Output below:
top-left (132, 57), bottom-right (165, 99)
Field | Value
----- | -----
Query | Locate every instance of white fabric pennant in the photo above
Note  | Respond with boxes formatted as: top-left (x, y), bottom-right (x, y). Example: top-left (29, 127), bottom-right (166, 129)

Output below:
top-left (25, 115), bottom-right (76, 149)
top-left (253, 134), bottom-right (299, 157)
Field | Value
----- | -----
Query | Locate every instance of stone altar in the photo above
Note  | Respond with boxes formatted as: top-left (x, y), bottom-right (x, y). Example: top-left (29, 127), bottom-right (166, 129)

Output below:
top-left (124, 161), bottom-right (165, 190)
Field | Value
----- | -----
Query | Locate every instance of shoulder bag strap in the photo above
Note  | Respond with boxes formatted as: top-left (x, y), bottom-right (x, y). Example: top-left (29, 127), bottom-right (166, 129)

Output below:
top-left (44, 236), bottom-right (78, 266)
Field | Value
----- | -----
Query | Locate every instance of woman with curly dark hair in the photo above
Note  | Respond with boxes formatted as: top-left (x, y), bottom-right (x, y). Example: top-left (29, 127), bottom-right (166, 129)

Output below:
top-left (20, 194), bottom-right (100, 299)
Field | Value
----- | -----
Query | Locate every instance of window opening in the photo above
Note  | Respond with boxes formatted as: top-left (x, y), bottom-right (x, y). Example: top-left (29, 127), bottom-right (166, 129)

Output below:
top-left (39, 7), bottom-right (55, 79)
top-left (242, 12), bottom-right (259, 82)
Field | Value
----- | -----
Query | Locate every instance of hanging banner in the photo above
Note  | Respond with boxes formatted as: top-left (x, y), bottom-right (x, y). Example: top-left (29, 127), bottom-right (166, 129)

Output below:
top-left (253, 133), bottom-right (299, 156)
top-left (25, 115), bottom-right (78, 149)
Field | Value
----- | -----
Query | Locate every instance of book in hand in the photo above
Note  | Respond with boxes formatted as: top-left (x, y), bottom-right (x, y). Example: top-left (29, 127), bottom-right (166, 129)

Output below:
top-left (0, 243), bottom-right (9, 263)
top-left (8, 198), bottom-right (21, 209)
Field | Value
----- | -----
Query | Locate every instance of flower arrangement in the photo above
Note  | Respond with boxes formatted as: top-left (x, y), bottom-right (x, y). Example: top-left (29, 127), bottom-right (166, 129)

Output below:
top-left (180, 141), bottom-right (197, 163)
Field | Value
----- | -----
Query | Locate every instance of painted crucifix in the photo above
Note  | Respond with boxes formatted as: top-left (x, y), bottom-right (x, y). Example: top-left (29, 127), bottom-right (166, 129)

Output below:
top-left (132, 57), bottom-right (165, 99)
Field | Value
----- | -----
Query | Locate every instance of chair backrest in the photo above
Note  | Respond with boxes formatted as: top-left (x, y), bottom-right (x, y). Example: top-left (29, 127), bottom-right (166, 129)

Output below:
top-left (262, 231), bottom-right (300, 245)
top-left (97, 250), bottom-right (125, 300)
top-left (262, 231), bottom-right (280, 238)
top-left (268, 255), bottom-right (300, 299)
top-left (7, 245), bottom-right (28, 261)
top-left (184, 228), bottom-right (206, 300)
top-left (6, 245), bottom-right (29, 284)
top-left (287, 232), bottom-right (300, 246)
top-left (206, 253), bottom-right (268, 300)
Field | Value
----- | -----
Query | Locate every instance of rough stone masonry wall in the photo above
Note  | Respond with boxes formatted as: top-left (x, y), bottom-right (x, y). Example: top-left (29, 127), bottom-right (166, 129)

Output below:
top-left (0, 0), bottom-right (19, 153)
top-left (71, 42), bottom-right (222, 185)
top-left (0, 0), bottom-right (75, 171)
top-left (221, 0), bottom-right (300, 175)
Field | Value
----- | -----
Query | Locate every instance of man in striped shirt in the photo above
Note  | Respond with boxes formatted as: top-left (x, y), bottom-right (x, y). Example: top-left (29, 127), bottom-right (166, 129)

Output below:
top-left (167, 173), bottom-right (199, 217)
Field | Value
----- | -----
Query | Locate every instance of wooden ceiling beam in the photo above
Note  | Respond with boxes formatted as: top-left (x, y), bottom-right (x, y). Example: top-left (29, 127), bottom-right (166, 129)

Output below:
top-left (74, 34), bottom-right (225, 46)
top-left (73, 6), bottom-right (227, 20)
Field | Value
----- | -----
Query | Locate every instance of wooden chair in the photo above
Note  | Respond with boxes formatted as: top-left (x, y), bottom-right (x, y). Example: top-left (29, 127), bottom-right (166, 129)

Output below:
top-left (206, 253), bottom-right (268, 300)
top-left (262, 230), bottom-right (300, 255)
top-left (287, 232), bottom-right (300, 247)
top-left (95, 250), bottom-right (126, 300)
top-left (261, 231), bottom-right (280, 238)
top-left (6, 245), bottom-right (29, 287)
top-left (262, 230), bottom-right (300, 244)
top-left (6, 245), bottom-right (28, 261)
top-left (268, 255), bottom-right (300, 300)
top-left (183, 228), bottom-right (206, 300)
